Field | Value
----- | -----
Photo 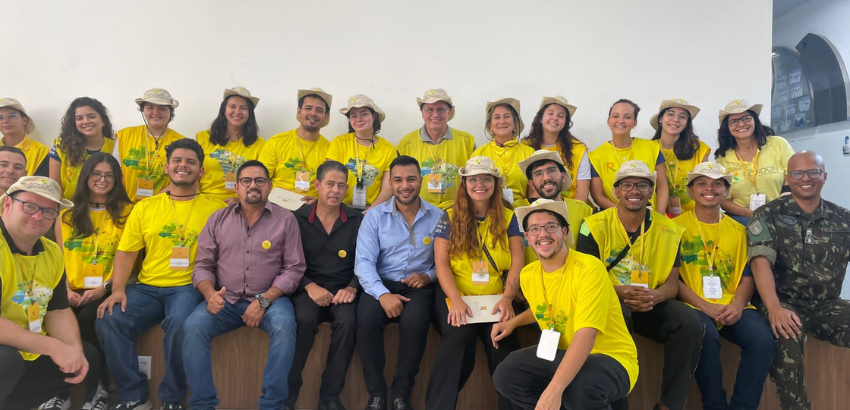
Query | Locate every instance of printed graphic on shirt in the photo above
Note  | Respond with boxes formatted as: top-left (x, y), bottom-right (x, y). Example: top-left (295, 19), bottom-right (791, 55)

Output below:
top-left (63, 228), bottom-right (120, 266)
top-left (209, 149), bottom-right (247, 175)
top-left (11, 281), bottom-right (51, 317)
top-left (534, 302), bottom-right (568, 334)
top-left (420, 158), bottom-right (459, 187)
top-left (123, 147), bottom-right (166, 181)
top-left (681, 235), bottom-right (734, 290)
top-left (606, 249), bottom-right (650, 286)
top-left (283, 157), bottom-right (316, 178)
top-left (159, 224), bottom-right (200, 247)
top-left (343, 158), bottom-right (379, 186)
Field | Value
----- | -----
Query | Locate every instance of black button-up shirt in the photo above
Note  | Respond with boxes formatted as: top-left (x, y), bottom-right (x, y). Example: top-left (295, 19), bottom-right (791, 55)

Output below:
top-left (294, 202), bottom-right (363, 293)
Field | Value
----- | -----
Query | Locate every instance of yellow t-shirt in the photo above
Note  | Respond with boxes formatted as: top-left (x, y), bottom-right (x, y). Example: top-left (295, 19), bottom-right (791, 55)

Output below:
top-left (521, 251), bottom-right (639, 391)
top-left (196, 130), bottom-right (266, 202)
top-left (53, 137), bottom-right (116, 200)
top-left (258, 129), bottom-right (330, 199)
top-left (117, 193), bottom-right (225, 287)
top-left (443, 209), bottom-right (516, 295)
top-left (60, 204), bottom-right (132, 290)
top-left (471, 140), bottom-right (535, 209)
top-left (657, 140), bottom-right (711, 214)
top-left (581, 208), bottom-right (684, 288)
top-left (523, 140), bottom-right (587, 200)
top-left (326, 133), bottom-right (397, 206)
top-left (396, 128), bottom-right (475, 210)
top-left (114, 125), bottom-right (185, 202)
top-left (716, 136), bottom-right (795, 209)
top-left (2, 135), bottom-right (49, 176)
top-left (0, 234), bottom-right (64, 360)
top-left (674, 211), bottom-right (753, 309)
top-left (517, 198), bottom-right (593, 264)
top-left (589, 138), bottom-right (662, 209)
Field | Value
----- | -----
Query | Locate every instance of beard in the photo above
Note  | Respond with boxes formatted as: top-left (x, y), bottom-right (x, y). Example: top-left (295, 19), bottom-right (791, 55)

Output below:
top-left (245, 189), bottom-right (263, 204)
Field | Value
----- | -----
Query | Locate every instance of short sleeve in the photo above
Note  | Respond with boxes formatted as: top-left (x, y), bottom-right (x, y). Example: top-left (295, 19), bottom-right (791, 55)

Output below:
top-left (434, 211), bottom-right (452, 239)
top-left (117, 202), bottom-right (146, 252)
top-left (576, 152), bottom-right (591, 180)
top-left (573, 261), bottom-right (611, 333)
top-left (576, 222), bottom-right (601, 259)
top-left (656, 152), bottom-right (665, 166)
top-left (507, 214), bottom-right (521, 237)
top-left (46, 273), bottom-right (69, 311)
top-left (48, 145), bottom-right (61, 162)
top-left (590, 163), bottom-right (599, 178)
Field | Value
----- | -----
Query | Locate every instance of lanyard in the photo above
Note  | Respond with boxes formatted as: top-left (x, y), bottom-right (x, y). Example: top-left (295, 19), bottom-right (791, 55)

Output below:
top-left (539, 262), bottom-right (567, 326)
top-left (142, 133), bottom-right (166, 177)
top-left (296, 137), bottom-right (317, 172)
top-left (735, 149), bottom-right (760, 192)
top-left (614, 209), bottom-right (647, 271)
top-left (168, 196), bottom-right (199, 247)
top-left (352, 134), bottom-right (375, 182)
top-left (609, 138), bottom-right (634, 171)
top-left (663, 150), bottom-right (681, 188)
top-left (491, 139), bottom-right (519, 175)
top-left (424, 140), bottom-right (444, 168)
top-left (695, 216), bottom-right (723, 275)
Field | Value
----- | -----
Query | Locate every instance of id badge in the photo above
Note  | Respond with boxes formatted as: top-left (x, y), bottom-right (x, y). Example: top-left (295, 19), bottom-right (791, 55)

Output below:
top-left (137, 178), bottom-right (154, 199)
top-left (27, 304), bottom-right (42, 333)
top-left (537, 328), bottom-right (560, 361)
top-left (427, 173), bottom-right (444, 194)
top-left (749, 193), bottom-right (766, 211)
top-left (502, 188), bottom-right (514, 204)
top-left (352, 183), bottom-right (367, 208)
top-left (294, 171), bottom-right (311, 192)
top-left (471, 259), bottom-right (489, 285)
top-left (668, 196), bottom-right (682, 216)
top-left (83, 263), bottom-right (105, 288)
top-left (224, 171), bottom-right (237, 192)
top-left (170, 247), bottom-right (190, 270)
top-left (630, 269), bottom-right (649, 288)
top-left (703, 275), bottom-right (723, 299)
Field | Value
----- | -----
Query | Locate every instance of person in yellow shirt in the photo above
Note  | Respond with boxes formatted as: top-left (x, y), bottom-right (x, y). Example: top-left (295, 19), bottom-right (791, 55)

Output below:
top-left (96, 139), bottom-right (226, 410)
top-left (259, 87), bottom-right (333, 204)
top-left (397, 88), bottom-right (476, 210)
top-left (589, 99), bottom-right (669, 212)
top-left (649, 99), bottom-right (711, 218)
top-left (113, 88), bottom-right (185, 202)
top-left (522, 96), bottom-right (591, 202)
top-left (674, 162), bottom-right (774, 410)
top-left (49, 97), bottom-right (116, 200)
top-left (491, 199), bottom-right (637, 409)
top-left (425, 157), bottom-right (524, 410)
top-left (472, 98), bottom-right (535, 209)
top-left (0, 146), bottom-right (27, 194)
top-left (197, 86), bottom-right (265, 204)
top-left (327, 94), bottom-right (396, 211)
top-left (577, 160), bottom-right (702, 410)
top-left (0, 98), bottom-right (49, 177)
top-left (54, 153), bottom-right (132, 406)
top-left (715, 99), bottom-right (795, 225)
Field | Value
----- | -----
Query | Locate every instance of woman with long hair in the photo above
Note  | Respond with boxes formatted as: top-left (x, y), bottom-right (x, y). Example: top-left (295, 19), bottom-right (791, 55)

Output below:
top-left (54, 152), bottom-right (133, 408)
top-left (523, 96), bottom-right (590, 202)
top-left (589, 98), bottom-right (669, 211)
top-left (650, 99), bottom-right (711, 217)
top-left (197, 86), bottom-right (265, 204)
top-left (48, 97), bottom-right (115, 199)
top-left (426, 156), bottom-right (524, 410)
top-left (715, 99), bottom-right (794, 224)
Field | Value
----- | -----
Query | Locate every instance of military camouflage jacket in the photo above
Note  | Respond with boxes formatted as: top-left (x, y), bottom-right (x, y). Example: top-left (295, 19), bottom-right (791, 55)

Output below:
top-left (747, 196), bottom-right (850, 303)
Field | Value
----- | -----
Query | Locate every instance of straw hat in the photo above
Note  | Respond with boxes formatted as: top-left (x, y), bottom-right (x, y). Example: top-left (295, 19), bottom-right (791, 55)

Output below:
top-left (486, 98), bottom-right (524, 136)
top-left (685, 162), bottom-right (733, 199)
top-left (517, 149), bottom-right (572, 192)
top-left (339, 94), bottom-right (386, 123)
top-left (718, 99), bottom-right (762, 126)
top-left (650, 99), bottom-right (700, 130)
top-left (613, 160), bottom-right (657, 186)
top-left (297, 88), bottom-right (333, 127)
top-left (223, 86), bottom-right (259, 107)
top-left (416, 88), bottom-right (455, 120)
top-left (538, 96), bottom-right (577, 118)
top-left (458, 156), bottom-right (502, 182)
top-left (135, 88), bottom-right (179, 109)
top-left (0, 176), bottom-right (73, 210)
top-left (0, 98), bottom-right (35, 134)
top-left (514, 198), bottom-right (570, 233)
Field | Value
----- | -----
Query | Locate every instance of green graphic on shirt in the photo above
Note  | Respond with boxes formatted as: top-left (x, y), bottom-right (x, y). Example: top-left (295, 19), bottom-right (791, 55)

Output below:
top-left (343, 158), bottom-right (379, 186)
top-left (605, 248), bottom-right (650, 285)
top-left (420, 159), bottom-right (459, 188)
top-left (209, 149), bottom-right (246, 174)
top-left (123, 147), bottom-right (167, 186)
top-left (681, 235), bottom-right (734, 289)
top-left (535, 303), bottom-right (568, 334)
top-left (159, 223), bottom-right (200, 247)
top-left (283, 157), bottom-right (315, 178)
top-left (64, 228), bottom-right (118, 266)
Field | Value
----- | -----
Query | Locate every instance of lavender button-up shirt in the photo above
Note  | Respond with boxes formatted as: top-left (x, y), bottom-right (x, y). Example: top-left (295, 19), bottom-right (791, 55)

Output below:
top-left (193, 200), bottom-right (306, 304)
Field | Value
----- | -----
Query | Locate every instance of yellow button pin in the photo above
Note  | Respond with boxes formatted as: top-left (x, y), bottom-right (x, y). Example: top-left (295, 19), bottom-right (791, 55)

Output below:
top-left (262, 240), bottom-right (271, 250)
top-left (423, 236), bottom-right (432, 246)
top-left (338, 250), bottom-right (347, 258)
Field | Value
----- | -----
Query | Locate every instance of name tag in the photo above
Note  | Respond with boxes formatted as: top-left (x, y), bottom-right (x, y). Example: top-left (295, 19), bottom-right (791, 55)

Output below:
top-left (137, 178), bottom-right (154, 200)
top-left (294, 171), bottom-right (311, 192)
top-left (703, 275), bottom-right (723, 299)
top-left (749, 193), bottom-right (766, 211)
top-left (630, 269), bottom-right (649, 288)
top-left (668, 197), bottom-right (682, 216)
top-left (224, 171), bottom-right (237, 192)
top-left (27, 304), bottom-right (42, 333)
top-left (427, 173), bottom-right (444, 194)
top-left (170, 247), bottom-right (190, 270)
top-left (502, 188), bottom-right (514, 204)
top-left (352, 184), bottom-right (367, 208)
top-left (537, 328), bottom-right (561, 361)
top-left (471, 259), bottom-right (489, 285)
top-left (83, 263), bottom-right (105, 288)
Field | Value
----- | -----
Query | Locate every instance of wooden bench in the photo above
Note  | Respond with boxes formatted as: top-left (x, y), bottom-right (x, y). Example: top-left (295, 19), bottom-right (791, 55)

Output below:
top-left (137, 324), bottom-right (850, 409)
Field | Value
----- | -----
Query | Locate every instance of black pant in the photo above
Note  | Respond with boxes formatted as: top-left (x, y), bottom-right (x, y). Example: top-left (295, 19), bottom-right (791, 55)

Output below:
top-left (494, 346), bottom-right (630, 410)
top-left (620, 300), bottom-right (704, 410)
top-left (426, 287), bottom-right (519, 410)
top-left (0, 341), bottom-right (100, 410)
top-left (286, 289), bottom-right (358, 406)
top-left (72, 293), bottom-right (109, 386)
top-left (356, 280), bottom-right (433, 400)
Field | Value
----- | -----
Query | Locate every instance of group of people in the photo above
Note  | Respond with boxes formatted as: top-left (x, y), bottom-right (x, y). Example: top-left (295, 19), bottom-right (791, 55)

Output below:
top-left (0, 86), bottom-right (846, 410)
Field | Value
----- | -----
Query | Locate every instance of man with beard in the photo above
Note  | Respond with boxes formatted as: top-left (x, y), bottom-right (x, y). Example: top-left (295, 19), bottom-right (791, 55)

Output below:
top-left (576, 160), bottom-right (701, 410)
top-left (748, 150), bottom-right (850, 409)
top-left (96, 139), bottom-right (226, 410)
top-left (354, 156), bottom-right (441, 410)
top-left (287, 160), bottom-right (362, 410)
top-left (259, 88), bottom-right (333, 204)
top-left (182, 160), bottom-right (305, 410)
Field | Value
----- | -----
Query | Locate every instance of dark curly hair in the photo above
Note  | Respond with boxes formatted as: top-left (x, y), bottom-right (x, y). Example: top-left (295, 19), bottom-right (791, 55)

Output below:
top-left (651, 107), bottom-right (701, 160)
top-left (523, 103), bottom-right (583, 170)
top-left (208, 95), bottom-right (260, 147)
top-left (715, 110), bottom-right (775, 159)
top-left (57, 97), bottom-right (114, 167)
top-left (64, 153), bottom-right (132, 239)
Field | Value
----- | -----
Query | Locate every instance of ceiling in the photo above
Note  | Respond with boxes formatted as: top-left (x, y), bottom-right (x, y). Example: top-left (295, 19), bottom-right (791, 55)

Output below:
top-left (774, 0), bottom-right (811, 18)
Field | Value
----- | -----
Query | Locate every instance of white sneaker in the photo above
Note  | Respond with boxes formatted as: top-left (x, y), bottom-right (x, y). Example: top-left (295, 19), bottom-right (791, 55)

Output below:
top-left (37, 396), bottom-right (70, 410)
top-left (112, 399), bottom-right (153, 410)
top-left (82, 385), bottom-right (109, 410)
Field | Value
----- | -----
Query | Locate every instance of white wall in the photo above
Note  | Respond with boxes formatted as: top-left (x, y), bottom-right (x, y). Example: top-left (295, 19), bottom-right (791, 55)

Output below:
top-left (5, 0), bottom-right (772, 153)
top-left (773, 0), bottom-right (850, 298)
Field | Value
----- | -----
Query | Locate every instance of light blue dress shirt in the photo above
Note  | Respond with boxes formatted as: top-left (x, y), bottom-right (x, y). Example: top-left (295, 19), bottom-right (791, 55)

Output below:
top-left (355, 197), bottom-right (441, 299)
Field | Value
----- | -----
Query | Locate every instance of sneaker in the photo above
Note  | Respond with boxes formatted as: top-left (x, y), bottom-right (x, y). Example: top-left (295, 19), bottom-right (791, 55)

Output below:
top-left (82, 385), bottom-right (109, 410)
top-left (160, 403), bottom-right (185, 410)
top-left (37, 396), bottom-right (70, 410)
top-left (112, 399), bottom-right (153, 410)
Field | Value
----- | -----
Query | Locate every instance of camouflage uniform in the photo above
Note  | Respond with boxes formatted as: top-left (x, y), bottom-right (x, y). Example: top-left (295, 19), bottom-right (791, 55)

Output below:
top-left (747, 195), bottom-right (850, 410)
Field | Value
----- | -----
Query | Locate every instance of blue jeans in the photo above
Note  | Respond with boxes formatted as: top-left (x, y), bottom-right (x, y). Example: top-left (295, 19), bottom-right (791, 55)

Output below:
top-left (694, 309), bottom-right (776, 410)
top-left (183, 297), bottom-right (296, 410)
top-left (95, 284), bottom-right (202, 403)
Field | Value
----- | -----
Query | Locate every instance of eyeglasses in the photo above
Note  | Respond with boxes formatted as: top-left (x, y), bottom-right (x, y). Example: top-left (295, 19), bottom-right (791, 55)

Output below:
top-left (728, 115), bottom-right (754, 127)
top-left (238, 177), bottom-right (270, 187)
top-left (525, 222), bottom-right (562, 236)
top-left (0, 113), bottom-right (20, 121)
top-left (11, 197), bottom-right (59, 220)
top-left (466, 176), bottom-right (496, 185)
top-left (617, 181), bottom-right (653, 193)
top-left (422, 107), bottom-right (449, 115)
top-left (531, 166), bottom-right (562, 179)
top-left (663, 110), bottom-right (690, 122)
top-left (787, 169), bottom-right (825, 180)
top-left (89, 171), bottom-right (116, 182)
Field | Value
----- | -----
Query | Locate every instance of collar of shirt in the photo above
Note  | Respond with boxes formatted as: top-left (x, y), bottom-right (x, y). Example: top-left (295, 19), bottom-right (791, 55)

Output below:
top-left (234, 199), bottom-right (275, 218)
top-left (418, 125), bottom-right (453, 143)
top-left (0, 218), bottom-right (46, 255)
top-left (379, 196), bottom-right (437, 221)
top-left (300, 201), bottom-right (355, 224)
top-left (784, 196), bottom-right (828, 221)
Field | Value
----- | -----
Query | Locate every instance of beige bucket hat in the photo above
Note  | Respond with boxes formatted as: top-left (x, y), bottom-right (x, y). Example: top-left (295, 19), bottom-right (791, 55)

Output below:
top-left (515, 198), bottom-right (570, 233)
top-left (517, 149), bottom-right (572, 191)
top-left (223, 86), bottom-right (259, 107)
top-left (685, 162), bottom-right (733, 199)
top-left (0, 98), bottom-right (35, 134)
top-left (296, 88), bottom-right (333, 127)
top-left (538, 96), bottom-right (577, 118)
top-left (486, 98), bottom-right (524, 136)
top-left (0, 176), bottom-right (73, 210)
top-left (458, 156), bottom-right (503, 181)
top-left (416, 88), bottom-right (455, 121)
top-left (339, 94), bottom-right (386, 124)
top-left (135, 88), bottom-right (179, 109)
top-left (650, 99), bottom-right (700, 130)
top-left (613, 160), bottom-right (657, 186)
top-left (718, 99), bottom-right (762, 126)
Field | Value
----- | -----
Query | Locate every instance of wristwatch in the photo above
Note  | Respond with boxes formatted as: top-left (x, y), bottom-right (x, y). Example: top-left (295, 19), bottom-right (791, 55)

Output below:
top-left (255, 293), bottom-right (270, 309)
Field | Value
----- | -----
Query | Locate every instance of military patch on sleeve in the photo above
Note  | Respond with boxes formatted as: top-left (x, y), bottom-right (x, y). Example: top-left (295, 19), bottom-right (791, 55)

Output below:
top-left (747, 218), bottom-right (772, 244)
top-left (748, 220), bottom-right (763, 235)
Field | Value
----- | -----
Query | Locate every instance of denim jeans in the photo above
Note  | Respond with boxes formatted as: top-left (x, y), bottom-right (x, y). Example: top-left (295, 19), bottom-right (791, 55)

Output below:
top-left (183, 297), bottom-right (297, 410)
top-left (95, 284), bottom-right (202, 403)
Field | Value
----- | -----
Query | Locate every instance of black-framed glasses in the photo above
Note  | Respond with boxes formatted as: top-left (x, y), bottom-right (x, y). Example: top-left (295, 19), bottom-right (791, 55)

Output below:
top-left (422, 106), bottom-right (449, 115)
top-left (787, 169), bottom-right (825, 180)
top-left (526, 222), bottom-right (562, 236)
top-left (11, 197), bottom-right (59, 220)
top-left (89, 171), bottom-right (116, 182)
top-left (728, 115), bottom-right (754, 127)
top-left (238, 177), bottom-right (270, 187)
top-left (617, 181), bottom-right (653, 193)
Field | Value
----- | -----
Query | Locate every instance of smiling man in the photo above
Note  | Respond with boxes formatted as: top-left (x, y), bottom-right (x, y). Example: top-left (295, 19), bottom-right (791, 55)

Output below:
top-left (0, 146), bottom-right (27, 194)
top-left (0, 98), bottom-right (49, 177)
top-left (748, 150), bottom-right (850, 410)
